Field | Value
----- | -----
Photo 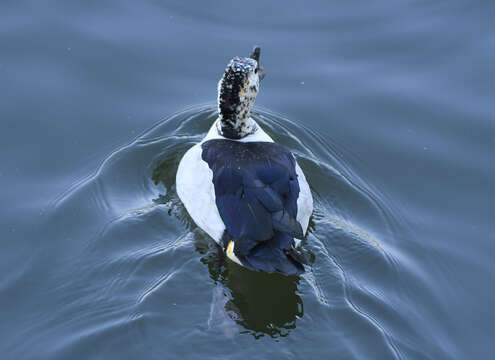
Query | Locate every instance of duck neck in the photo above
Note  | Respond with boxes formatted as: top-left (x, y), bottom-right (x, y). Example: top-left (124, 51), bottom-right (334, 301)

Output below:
top-left (217, 110), bottom-right (256, 139)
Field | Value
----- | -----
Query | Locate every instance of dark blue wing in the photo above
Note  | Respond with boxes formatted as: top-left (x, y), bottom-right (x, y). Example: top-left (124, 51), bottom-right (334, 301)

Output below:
top-left (201, 139), bottom-right (304, 274)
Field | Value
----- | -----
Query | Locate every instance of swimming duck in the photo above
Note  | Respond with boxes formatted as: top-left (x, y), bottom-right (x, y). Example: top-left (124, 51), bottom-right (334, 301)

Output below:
top-left (176, 47), bottom-right (313, 275)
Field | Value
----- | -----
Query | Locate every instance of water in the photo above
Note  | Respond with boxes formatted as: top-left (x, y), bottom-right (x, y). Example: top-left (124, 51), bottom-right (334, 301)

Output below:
top-left (1, 1), bottom-right (494, 359)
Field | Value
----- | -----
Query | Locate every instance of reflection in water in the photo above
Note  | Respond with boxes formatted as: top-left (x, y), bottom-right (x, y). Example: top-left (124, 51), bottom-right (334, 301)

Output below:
top-left (199, 239), bottom-right (304, 339)
top-left (224, 267), bottom-right (303, 338)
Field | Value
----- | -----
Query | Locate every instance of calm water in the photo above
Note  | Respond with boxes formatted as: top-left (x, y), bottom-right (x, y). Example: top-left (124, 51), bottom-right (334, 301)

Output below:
top-left (1, 1), bottom-right (494, 359)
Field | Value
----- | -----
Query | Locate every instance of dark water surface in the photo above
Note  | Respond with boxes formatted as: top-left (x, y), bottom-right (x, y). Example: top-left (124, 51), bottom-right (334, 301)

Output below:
top-left (1, 1), bottom-right (494, 359)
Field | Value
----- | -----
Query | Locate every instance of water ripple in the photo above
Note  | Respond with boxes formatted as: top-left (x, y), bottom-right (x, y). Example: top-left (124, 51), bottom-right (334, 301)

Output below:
top-left (36, 104), bottom-right (436, 358)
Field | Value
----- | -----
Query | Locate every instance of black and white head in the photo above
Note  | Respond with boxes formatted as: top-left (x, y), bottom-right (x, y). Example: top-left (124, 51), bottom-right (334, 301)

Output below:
top-left (217, 46), bottom-right (265, 139)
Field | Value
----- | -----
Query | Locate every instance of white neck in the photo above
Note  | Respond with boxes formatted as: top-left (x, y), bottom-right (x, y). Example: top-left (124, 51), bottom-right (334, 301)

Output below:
top-left (202, 118), bottom-right (274, 143)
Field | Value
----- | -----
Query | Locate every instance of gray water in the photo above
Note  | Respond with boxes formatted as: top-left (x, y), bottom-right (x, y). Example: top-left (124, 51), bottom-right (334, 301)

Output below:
top-left (1, 1), bottom-right (494, 359)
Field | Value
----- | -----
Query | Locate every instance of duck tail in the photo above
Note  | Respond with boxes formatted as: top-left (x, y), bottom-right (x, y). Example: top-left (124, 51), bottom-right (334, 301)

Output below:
top-left (240, 233), bottom-right (307, 276)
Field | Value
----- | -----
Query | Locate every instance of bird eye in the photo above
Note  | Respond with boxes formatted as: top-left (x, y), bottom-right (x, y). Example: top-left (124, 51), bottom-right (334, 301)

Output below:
top-left (254, 68), bottom-right (258, 74)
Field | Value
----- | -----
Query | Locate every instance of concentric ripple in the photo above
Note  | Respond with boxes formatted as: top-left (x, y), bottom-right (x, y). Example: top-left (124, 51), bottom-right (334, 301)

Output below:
top-left (39, 104), bottom-right (422, 359)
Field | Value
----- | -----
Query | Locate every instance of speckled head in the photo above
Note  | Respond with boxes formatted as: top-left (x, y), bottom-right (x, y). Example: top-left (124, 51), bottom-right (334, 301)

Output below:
top-left (217, 46), bottom-right (265, 139)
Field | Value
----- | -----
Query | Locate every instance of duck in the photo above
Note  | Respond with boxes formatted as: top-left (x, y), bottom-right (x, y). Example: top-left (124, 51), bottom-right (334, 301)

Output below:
top-left (176, 47), bottom-right (313, 275)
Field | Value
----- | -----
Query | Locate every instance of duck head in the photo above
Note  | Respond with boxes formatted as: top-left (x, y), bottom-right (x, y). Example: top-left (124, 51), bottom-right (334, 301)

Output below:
top-left (217, 46), bottom-right (265, 139)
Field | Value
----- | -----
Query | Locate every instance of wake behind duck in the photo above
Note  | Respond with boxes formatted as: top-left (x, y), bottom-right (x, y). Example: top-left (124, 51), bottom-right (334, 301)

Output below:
top-left (176, 47), bottom-right (313, 275)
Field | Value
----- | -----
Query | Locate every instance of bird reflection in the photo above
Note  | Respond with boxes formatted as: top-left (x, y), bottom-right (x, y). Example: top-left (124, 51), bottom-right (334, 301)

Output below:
top-left (197, 236), bottom-right (304, 339)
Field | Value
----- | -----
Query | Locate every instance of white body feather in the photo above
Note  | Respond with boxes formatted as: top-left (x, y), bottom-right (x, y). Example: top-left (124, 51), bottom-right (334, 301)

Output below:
top-left (176, 119), bottom-right (313, 261)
